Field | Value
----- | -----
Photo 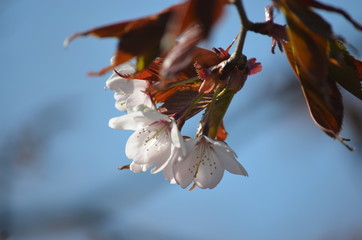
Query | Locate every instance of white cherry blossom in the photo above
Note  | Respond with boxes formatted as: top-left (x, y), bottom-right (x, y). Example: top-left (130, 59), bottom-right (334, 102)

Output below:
top-left (106, 63), bottom-right (153, 112)
top-left (109, 105), bottom-right (185, 180)
top-left (173, 135), bottom-right (248, 189)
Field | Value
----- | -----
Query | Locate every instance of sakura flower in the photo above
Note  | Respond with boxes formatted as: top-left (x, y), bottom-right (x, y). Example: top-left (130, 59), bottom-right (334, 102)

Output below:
top-left (106, 63), bottom-right (153, 112)
top-left (109, 105), bottom-right (185, 179)
top-left (174, 135), bottom-right (248, 189)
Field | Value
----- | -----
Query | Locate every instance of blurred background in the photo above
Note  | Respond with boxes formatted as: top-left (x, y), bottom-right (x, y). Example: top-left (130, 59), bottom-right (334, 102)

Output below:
top-left (1, 0), bottom-right (361, 239)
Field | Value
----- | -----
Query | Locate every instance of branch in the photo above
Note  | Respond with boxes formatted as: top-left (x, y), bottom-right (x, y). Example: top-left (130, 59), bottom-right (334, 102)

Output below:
top-left (229, 0), bottom-right (250, 60)
top-left (249, 22), bottom-right (288, 41)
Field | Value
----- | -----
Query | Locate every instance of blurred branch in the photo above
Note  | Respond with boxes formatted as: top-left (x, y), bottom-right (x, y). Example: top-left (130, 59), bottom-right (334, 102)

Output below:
top-left (0, 98), bottom-right (76, 238)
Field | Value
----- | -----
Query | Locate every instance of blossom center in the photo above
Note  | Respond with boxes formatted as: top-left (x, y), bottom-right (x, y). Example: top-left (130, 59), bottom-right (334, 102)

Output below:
top-left (136, 120), bottom-right (171, 153)
top-left (188, 141), bottom-right (218, 177)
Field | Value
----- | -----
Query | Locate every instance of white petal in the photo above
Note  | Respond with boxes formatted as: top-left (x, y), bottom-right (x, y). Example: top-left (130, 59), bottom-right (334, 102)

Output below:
top-left (162, 163), bottom-right (176, 183)
top-left (145, 136), bottom-right (171, 166)
top-left (106, 76), bottom-right (128, 91)
top-left (170, 121), bottom-right (183, 149)
top-left (130, 162), bottom-right (150, 173)
top-left (117, 79), bottom-right (142, 95)
top-left (194, 150), bottom-right (224, 189)
top-left (109, 111), bottom-right (148, 130)
top-left (126, 91), bottom-right (153, 111)
top-left (151, 144), bottom-right (180, 174)
top-left (213, 142), bottom-right (248, 176)
top-left (126, 123), bottom-right (171, 166)
top-left (125, 131), bottom-right (149, 163)
top-left (114, 92), bottom-right (128, 112)
top-left (109, 105), bottom-right (166, 130)
top-left (114, 62), bottom-right (136, 75)
top-left (142, 107), bottom-right (170, 123)
top-left (114, 92), bottom-right (127, 101)
top-left (130, 79), bottom-right (148, 92)
top-left (115, 99), bottom-right (128, 112)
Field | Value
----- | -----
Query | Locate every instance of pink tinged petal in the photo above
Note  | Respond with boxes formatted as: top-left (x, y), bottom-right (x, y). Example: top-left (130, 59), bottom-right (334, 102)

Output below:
top-left (195, 152), bottom-right (224, 189)
top-left (173, 140), bottom-right (198, 188)
top-left (213, 143), bottom-right (248, 176)
top-left (195, 141), bottom-right (224, 188)
top-left (247, 58), bottom-right (262, 76)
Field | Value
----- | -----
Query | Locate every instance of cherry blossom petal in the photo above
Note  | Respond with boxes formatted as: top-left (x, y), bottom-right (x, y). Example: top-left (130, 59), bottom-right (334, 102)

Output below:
top-left (106, 76), bottom-right (128, 92)
top-left (194, 150), bottom-right (224, 189)
top-left (125, 130), bottom-right (151, 164)
top-left (173, 139), bottom-right (199, 188)
top-left (109, 111), bottom-right (149, 130)
top-left (170, 121), bottom-right (183, 149)
top-left (151, 144), bottom-right (181, 174)
top-left (126, 90), bottom-right (153, 110)
top-left (144, 131), bottom-right (172, 165)
top-left (213, 142), bottom-right (248, 176)
top-left (163, 164), bottom-right (177, 184)
top-left (140, 107), bottom-right (170, 123)
top-left (130, 162), bottom-right (150, 173)
top-left (114, 92), bottom-right (128, 111)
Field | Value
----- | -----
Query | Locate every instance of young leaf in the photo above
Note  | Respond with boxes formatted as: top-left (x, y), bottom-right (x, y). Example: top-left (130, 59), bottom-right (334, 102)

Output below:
top-left (284, 42), bottom-right (344, 139)
top-left (293, 0), bottom-right (362, 31)
top-left (279, 0), bottom-right (329, 86)
top-left (65, 2), bottom-right (189, 75)
top-left (161, 0), bottom-right (228, 79)
top-left (329, 41), bottom-right (362, 100)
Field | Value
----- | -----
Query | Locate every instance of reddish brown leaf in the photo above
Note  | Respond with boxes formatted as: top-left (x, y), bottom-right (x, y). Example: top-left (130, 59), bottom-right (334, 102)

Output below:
top-left (284, 42), bottom-right (344, 139)
top-left (161, 25), bottom-right (204, 80)
top-left (65, 2), bottom-right (189, 75)
top-left (329, 41), bottom-right (362, 100)
top-left (171, 0), bottom-right (227, 40)
top-left (280, 0), bottom-right (329, 86)
top-left (291, 0), bottom-right (362, 31)
top-left (159, 90), bottom-right (212, 119)
top-left (132, 45), bottom-right (224, 102)
top-left (160, 0), bottom-right (227, 80)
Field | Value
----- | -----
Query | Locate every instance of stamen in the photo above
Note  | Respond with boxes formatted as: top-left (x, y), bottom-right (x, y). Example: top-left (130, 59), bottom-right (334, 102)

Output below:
top-left (145, 125), bottom-right (167, 144)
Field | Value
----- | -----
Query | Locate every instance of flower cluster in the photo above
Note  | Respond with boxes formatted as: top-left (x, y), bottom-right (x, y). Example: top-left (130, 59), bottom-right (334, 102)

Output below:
top-left (107, 62), bottom-right (249, 189)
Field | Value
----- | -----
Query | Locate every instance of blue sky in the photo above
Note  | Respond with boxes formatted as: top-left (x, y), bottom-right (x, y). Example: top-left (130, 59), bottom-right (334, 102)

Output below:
top-left (1, 0), bottom-right (362, 239)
